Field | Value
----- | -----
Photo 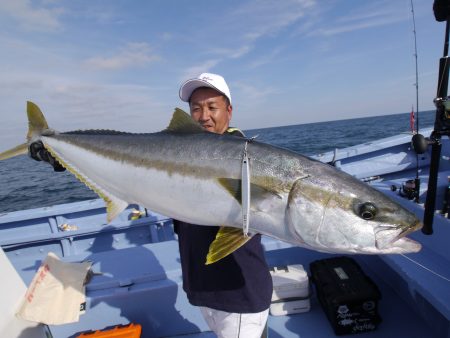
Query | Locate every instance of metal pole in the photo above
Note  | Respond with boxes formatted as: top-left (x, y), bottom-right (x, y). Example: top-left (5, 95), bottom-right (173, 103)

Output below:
top-left (422, 19), bottom-right (450, 234)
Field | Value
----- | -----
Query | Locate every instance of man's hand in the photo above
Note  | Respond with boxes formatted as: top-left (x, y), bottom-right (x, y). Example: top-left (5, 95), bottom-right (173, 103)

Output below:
top-left (28, 141), bottom-right (66, 172)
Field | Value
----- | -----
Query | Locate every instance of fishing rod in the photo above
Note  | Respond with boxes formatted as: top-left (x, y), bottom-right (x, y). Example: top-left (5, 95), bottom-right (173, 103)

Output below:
top-left (412, 0), bottom-right (450, 235)
top-left (411, 0), bottom-right (421, 204)
top-left (412, 0), bottom-right (420, 137)
top-left (398, 1), bottom-right (425, 203)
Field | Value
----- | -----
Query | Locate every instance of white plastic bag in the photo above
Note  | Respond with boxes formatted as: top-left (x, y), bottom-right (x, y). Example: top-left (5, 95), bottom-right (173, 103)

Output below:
top-left (0, 248), bottom-right (46, 338)
top-left (16, 252), bottom-right (92, 325)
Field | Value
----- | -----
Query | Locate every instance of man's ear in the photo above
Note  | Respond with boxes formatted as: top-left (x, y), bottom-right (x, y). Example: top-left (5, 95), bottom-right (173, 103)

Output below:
top-left (228, 104), bottom-right (233, 121)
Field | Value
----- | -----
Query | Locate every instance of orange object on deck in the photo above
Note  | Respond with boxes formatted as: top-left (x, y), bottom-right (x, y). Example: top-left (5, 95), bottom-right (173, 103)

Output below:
top-left (76, 323), bottom-right (141, 338)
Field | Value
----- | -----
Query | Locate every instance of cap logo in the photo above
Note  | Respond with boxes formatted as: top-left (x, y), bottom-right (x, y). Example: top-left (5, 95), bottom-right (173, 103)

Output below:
top-left (201, 76), bottom-right (213, 81)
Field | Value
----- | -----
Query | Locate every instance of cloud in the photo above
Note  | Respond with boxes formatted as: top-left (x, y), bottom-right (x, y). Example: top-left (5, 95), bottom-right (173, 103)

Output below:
top-left (313, 17), bottom-right (403, 37)
top-left (0, 74), bottom-right (174, 149)
top-left (208, 46), bottom-right (253, 59)
top-left (46, 82), bottom-right (168, 125)
top-left (248, 47), bottom-right (283, 68)
top-left (180, 0), bottom-right (316, 76)
top-left (160, 32), bottom-right (173, 41)
top-left (179, 59), bottom-right (221, 81)
top-left (231, 0), bottom-right (315, 42)
top-left (75, 6), bottom-right (122, 25)
top-left (310, 2), bottom-right (407, 37)
top-left (234, 81), bottom-right (276, 101)
top-left (84, 42), bottom-right (160, 70)
top-left (0, 0), bottom-right (64, 32)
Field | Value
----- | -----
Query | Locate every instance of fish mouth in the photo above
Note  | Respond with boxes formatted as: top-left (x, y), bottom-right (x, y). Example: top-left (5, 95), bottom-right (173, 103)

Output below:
top-left (375, 220), bottom-right (422, 250)
top-left (392, 219), bottom-right (423, 242)
top-left (381, 236), bottom-right (422, 253)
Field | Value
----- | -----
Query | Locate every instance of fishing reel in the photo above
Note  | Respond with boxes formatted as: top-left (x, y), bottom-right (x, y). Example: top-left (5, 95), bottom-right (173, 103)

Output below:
top-left (411, 96), bottom-right (450, 154)
top-left (390, 179), bottom-right (419, 201)
top-left (434, 0), bottom-right (450, 22)
top-left (432, 96), bottom-right (450, 133)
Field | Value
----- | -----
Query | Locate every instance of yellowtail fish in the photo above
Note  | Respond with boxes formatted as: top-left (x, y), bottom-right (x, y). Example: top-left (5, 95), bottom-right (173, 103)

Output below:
top-left (0, 102), bottom-right (422, 264)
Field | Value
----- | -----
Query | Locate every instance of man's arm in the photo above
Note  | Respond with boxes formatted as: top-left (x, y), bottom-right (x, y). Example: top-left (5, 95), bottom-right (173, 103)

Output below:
top-left (28, 141), bottom-right (66, 172)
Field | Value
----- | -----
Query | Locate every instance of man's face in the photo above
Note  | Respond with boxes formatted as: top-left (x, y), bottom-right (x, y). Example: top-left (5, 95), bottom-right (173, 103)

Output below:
top-left (189, 87), bottom-right (232, 134)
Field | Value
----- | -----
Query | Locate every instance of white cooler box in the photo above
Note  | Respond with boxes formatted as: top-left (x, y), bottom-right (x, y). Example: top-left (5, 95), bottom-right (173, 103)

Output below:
top-left (269, 264), bottom-right (310, 316)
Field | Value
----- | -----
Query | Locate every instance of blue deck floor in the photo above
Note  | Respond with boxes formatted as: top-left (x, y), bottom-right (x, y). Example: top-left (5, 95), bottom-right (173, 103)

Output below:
top-left (262, 243), bottom-right (437, 338)
top-left (173, 253), bottom-right (435, 338)
top-left (0, 199), bottom-right (447, 337)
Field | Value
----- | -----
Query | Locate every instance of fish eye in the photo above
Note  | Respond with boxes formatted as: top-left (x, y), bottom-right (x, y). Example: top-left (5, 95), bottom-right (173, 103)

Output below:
top-left (359, 202), bottom-right (377, 220)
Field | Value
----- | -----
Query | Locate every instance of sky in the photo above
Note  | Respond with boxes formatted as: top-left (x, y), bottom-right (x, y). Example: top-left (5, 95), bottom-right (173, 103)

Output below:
top-left (0, 0), bottom-right (445, 149)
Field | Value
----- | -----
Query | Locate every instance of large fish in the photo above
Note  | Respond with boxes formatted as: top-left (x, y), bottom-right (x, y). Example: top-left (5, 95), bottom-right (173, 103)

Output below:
top-left (1, 102), bottom-right (422, 263)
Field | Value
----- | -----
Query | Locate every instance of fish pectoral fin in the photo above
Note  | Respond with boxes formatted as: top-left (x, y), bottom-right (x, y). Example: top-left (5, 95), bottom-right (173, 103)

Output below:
top-left (0, 143), bottom-right (28, 161)
top-left (217, 178), bottom-right (282, 205)
top-left (206, 226), bottom-right (253, 265)
top-left (165, 108), bottom-right (205, 133)
top-left (105, 195), bottom-right (129, 223)
top-left (217, 178), bottom-right (241, 203)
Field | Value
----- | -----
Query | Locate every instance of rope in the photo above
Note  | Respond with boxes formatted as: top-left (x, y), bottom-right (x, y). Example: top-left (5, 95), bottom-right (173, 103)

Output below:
top-left (400, 254), bottom-right (450, 283)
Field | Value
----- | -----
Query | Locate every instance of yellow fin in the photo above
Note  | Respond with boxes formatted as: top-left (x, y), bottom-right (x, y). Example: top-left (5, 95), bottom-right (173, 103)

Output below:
top-left (44, 143), bottom-right (128, 223)
top-left (105, 195), bottom-right (129, 223)
top-left (0, 101), bottom-right (50, 161)
top-left (27, 101), bottom-right (49, 141)
top-left (165, 108), bottom-right (205, 133)
top-left (226, 127), bottom-right (243, 135)
top-left (0, 143), bottom-right (28, 161)
top-left (217, 178), bottom-right (282, 205)
top-left (206, 226), bottom-right (252, 265)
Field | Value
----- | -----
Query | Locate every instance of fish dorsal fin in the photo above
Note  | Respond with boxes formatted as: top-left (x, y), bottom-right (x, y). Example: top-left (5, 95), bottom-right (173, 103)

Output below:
top-left (206, 226), bottom-right (253, 265)
top-left (165, 108), bottom-right (205, 133)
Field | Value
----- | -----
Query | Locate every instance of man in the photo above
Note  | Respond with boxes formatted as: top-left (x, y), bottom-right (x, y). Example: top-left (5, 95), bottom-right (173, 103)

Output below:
top-left (176, 73), bottom-right (272, 338)
top-left (28, 73), bottom-right (273, 337)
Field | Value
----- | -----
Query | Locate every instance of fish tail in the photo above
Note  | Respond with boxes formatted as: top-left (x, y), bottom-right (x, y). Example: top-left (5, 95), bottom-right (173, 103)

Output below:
top-left (0, 101), bottom-right (50, 161)
top-left (0, 143), bottom-right (29, 161)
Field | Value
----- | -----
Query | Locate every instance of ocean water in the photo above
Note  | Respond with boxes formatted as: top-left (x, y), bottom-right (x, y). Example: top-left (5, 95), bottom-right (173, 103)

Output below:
top-left (0, 110), bottom-right (436, 213)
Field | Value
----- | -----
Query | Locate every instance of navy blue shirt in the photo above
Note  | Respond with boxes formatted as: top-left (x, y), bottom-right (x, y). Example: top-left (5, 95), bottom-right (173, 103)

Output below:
top-left (173, 128), bottom-right (273, 313)
top-left (174, 221), bottom-right (273, 313)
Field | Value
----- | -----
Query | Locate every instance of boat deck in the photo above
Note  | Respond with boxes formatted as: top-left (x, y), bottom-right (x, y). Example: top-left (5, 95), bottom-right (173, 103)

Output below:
top-left (1, 128), bottom-right (450, 337)
top-left (5, 237), bottom-right (439, 338)
top-left (182, 247), bottom-right (435, 338)
top-left (0, 202), bottom-right (445, 337)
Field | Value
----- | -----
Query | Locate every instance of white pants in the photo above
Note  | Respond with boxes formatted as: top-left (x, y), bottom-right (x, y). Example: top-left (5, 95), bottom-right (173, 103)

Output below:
top-left (200, 306), bottom-right (269, 338)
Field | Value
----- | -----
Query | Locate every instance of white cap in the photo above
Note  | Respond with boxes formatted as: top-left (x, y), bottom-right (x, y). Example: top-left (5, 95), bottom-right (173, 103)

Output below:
top-left (179, 73), bottom-right (232, 104)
